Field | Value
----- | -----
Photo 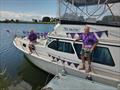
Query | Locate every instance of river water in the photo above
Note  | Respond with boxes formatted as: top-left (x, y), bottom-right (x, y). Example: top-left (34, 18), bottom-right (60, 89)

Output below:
top-left (0, 23), bottom-right (54, 90)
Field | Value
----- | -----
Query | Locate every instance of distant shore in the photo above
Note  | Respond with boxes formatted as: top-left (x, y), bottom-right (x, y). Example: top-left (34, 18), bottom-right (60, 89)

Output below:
top-left (0, 21), bottom-right (56, 24)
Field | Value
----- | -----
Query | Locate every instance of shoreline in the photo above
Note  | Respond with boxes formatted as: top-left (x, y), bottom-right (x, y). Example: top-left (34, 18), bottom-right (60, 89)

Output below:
top-left (0, 22), bottom-right (56, 24)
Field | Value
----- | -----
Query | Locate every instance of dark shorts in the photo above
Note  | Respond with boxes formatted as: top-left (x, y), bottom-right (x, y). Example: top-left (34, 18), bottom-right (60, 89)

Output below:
top-left (80, 48), bottom-right (92, 58)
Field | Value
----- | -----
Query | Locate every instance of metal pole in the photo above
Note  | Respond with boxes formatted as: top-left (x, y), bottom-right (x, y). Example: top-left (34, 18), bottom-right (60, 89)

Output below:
top-left (0, 30), bottom-right (1, 69)
top-left (106, 4), bottom-right (114, 16)
top-left (58, 0), bottom-right (61, 20)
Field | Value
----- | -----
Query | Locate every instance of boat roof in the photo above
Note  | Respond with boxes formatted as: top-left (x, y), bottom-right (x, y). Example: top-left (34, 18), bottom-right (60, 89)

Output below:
top-left (65, 0), bottom-right (120, 7)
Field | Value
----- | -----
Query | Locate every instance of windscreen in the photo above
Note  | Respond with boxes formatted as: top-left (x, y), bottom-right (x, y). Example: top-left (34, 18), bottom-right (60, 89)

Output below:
top-left (58, 0), bottom-right (120, 26)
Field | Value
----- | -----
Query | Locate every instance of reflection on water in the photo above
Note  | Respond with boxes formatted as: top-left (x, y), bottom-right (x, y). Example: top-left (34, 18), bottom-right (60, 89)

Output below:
top-left (0, 23), bottom-right (54, 90)
top-left (18, 56), bottom-right (53, 90)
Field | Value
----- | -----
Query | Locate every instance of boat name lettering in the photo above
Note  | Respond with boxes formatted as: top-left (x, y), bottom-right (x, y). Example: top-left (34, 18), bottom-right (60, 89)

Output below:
top-left (64, 27), bottom-right (79, 31)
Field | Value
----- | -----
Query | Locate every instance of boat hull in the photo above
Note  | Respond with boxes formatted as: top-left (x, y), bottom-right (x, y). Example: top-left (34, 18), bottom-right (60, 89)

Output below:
top-left (24, 52), bottom-right (119, 87)
top-left (13, 30), bottom-right (120, 88)
top-left (25, 53), bottom-right (62, 75)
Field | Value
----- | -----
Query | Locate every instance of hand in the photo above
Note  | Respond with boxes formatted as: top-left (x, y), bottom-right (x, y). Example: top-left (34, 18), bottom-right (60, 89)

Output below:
top-left (90, 48), bottom-right (94, 52)
top-left (73, 39), bottom-right (76, 43)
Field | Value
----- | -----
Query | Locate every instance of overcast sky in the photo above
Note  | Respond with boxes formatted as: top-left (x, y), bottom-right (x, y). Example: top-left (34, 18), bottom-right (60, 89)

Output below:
top-left (0, 0), bottom-right (119, 21)
top-left (0, 0), bottom-right (57, 21)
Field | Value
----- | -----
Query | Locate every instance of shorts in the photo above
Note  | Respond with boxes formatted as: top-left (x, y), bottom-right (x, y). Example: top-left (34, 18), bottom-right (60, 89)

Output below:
top-left (29, 44), bottom-right (35, 50)
top-left (80, 48), bottom-right (92, 58)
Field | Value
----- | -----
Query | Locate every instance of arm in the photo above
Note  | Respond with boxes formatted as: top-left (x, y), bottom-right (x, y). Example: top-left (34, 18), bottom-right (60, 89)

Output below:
top-left (91, 40), bottom-right (98, 51)
top-left (74, 34), bottom-right (83, 42)
top-left (90, 33), bottom-right (98, 51)
top-left (73, 37), bottom-right (81, 43)
top-left (75, 37), bottom-right (81, 41)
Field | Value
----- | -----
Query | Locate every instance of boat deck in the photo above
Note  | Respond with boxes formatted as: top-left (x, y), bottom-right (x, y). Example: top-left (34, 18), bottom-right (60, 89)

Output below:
top-left (42, 74), bottom-right (118, 90)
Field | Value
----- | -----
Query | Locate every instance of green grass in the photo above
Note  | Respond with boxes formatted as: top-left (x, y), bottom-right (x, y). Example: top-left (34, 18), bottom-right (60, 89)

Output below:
top-left (0, 76), bottom-right (10, 89)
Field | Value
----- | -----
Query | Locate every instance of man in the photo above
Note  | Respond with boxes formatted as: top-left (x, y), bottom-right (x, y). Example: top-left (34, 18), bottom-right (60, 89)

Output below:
top-left (74, 25), bottom-right (98, 73)
top-left (28, 30), bottom-right (37, 53)
top-left (28, 30), bottom-right (37, 43)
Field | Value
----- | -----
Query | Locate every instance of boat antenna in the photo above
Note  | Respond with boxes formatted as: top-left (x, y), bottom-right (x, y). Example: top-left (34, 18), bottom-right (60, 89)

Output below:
top-left (58, 0), bottom-right (61, 20)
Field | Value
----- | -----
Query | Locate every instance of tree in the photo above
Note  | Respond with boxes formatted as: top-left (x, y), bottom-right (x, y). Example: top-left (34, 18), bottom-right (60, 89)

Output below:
top-left (32, 19), bottom-right (38, 23)
top-left (4, 19), bottom-right (9, 23)
top-left (10, 19), bottom-right (15, 22)
top-left (16, 19), bottom-right (19, 23)
top-left (42, 17), bottom-right (50, 22)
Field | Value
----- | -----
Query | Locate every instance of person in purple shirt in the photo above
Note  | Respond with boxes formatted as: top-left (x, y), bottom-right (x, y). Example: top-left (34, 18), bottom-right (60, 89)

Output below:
top-left (28, 30), bottom-right (37, 43)
top-left (74, 25), bottom-right (98, 73)
top-left (28, 30), bottom-right (37, 53)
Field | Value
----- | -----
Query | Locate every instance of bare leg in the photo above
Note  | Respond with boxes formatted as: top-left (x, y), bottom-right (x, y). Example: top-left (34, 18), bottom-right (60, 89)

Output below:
top-left (79, 56), bottom-right (85, 70)
top-left (85, 57), bottom-right (91, 73)
top-left (29, 44), bottom-right (32, 53)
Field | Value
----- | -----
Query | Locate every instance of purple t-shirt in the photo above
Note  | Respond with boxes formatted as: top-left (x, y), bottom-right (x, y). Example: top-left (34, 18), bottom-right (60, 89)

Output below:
top-left (81, 32), bottom-right (98, 49)
top-left (28, 31), bottom-right (37, 42)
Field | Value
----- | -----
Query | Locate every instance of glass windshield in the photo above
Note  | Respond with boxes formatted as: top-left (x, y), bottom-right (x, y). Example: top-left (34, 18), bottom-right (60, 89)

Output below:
top-left (48, 40), bottom-right (74, 54)
top-left (59, 0), bottom-right (120, 26)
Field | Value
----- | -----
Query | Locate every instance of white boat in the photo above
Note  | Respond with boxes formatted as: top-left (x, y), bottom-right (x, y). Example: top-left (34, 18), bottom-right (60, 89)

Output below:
top-left (13, 0), bottom-right (120, 89)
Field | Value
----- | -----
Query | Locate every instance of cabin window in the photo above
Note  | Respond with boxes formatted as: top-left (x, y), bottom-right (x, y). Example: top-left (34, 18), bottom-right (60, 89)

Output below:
top-left (73, 43), bottom-right (82, 59)
top-left (58, 41), bottom-right (74, 54)
top-left (73, 43), bottom-right (115, 66)
top-left (48, 41), bottom-right (58, 50)
top-left (48, 40), bottom-right (74, 54)
top-left (92, 47), bottom-right (115, 66)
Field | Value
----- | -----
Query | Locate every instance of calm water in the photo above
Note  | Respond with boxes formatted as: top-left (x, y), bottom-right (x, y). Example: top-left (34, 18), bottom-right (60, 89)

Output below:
top-left (0, 23), bottom-right (54, 90)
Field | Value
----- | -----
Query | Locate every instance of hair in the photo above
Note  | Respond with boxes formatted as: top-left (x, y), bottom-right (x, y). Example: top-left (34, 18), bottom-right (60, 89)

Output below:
top-left (84, 25), bottom-right (90, 30)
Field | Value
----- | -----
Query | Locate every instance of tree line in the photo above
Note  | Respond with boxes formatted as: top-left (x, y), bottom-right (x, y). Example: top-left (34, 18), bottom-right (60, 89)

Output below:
top-left (0, 17), bottom-right (59, 23)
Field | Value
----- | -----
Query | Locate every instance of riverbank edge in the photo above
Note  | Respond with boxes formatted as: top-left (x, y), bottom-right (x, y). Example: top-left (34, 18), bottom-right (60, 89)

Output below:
top-left (0, 22), bottom-right (56, 24)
